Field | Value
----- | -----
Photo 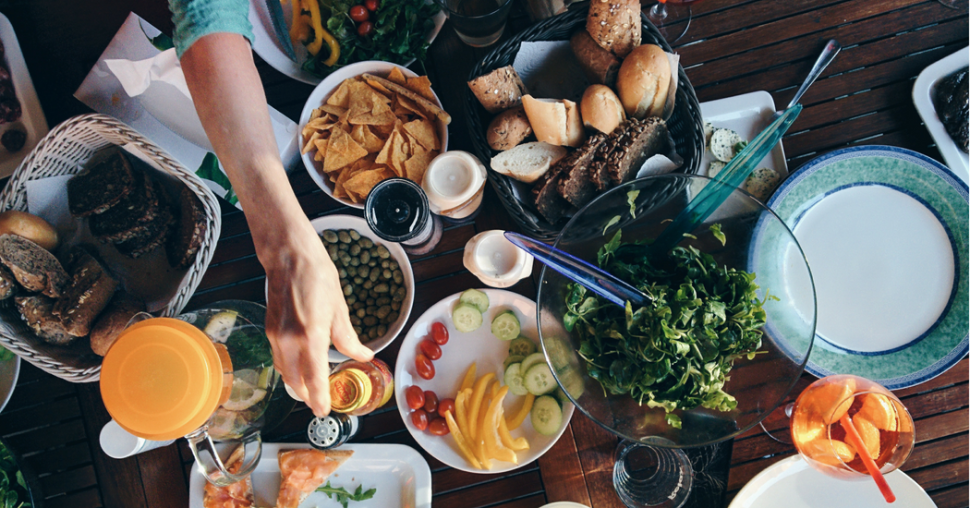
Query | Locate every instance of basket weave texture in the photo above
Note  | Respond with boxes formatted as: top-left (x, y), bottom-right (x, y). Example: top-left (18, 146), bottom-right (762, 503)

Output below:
top-left (0, 114), bottom-right (222, 382)
top-left (465, 5), bottom-right (705, 242)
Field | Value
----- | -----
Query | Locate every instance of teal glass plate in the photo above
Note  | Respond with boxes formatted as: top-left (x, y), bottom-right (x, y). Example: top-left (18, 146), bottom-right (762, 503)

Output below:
top-left (767, 146), bottom-right (968, 389)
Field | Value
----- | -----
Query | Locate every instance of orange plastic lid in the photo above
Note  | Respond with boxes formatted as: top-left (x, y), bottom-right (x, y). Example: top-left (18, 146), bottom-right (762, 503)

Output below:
top-left (100, 318), bottom-right (225, 441)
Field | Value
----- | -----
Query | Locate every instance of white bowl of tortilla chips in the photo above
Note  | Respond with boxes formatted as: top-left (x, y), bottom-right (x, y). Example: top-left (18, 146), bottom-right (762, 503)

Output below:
top-left (299, 61), bottom-right (450, 209)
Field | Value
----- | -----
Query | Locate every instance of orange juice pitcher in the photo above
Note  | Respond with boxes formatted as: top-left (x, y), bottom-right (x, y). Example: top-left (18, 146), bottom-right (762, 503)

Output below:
top-left (100, 300), bottom-right (287, 486)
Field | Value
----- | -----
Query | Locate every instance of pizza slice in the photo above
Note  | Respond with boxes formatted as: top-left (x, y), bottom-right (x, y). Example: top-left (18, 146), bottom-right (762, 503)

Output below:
top-left (276, 449), bottom-right (354, 508)
top-left (202, 446), bottom-right (254, 508)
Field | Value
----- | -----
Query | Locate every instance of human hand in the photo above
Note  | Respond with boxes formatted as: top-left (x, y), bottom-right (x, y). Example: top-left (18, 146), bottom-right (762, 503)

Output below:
top-left (263, 227), bottom-right (373, 416)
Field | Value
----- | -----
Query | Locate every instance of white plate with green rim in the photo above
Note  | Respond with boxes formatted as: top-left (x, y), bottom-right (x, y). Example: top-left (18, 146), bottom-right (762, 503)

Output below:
top-left (767, 145), bottom-right (968, 390)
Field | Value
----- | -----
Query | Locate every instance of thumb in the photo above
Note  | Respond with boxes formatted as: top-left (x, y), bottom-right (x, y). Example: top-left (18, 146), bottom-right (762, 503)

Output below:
top-left (331, 315), bottom-right (374, 363)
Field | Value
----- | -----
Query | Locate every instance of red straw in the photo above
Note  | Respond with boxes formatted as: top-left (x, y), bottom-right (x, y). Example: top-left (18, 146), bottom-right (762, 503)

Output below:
top-left (840, 413), bottom-right (896, 503)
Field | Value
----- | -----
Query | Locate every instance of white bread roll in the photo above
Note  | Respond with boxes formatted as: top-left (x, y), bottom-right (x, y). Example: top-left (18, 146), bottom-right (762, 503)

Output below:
top-left (616, 44), bottom-right (671, 119)
top-left (0, 211), bottom-right (59, 251)
top-left (490, 142), bottom-right (568, 183)
top-left (581, 85), bottom-right (625, 134)
top-left (522, 95), bottom-right (587, 147)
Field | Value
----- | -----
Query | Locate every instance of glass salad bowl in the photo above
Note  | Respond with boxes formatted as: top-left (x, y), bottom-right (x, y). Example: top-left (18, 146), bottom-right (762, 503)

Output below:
top-left (535, 175), bottom-right (817, 506)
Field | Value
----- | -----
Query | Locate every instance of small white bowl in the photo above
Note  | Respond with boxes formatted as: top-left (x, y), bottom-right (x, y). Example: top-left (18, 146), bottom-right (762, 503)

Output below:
top-left (299, 61), bottom-right (450, 209)
top-left (264, 214), bottom-right (414, 362)
top-left (463, 230), bottom-right (533, 288)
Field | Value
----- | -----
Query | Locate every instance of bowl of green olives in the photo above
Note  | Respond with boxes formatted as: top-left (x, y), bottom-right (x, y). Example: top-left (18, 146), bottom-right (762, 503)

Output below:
top-left (266, 214), bottom-right (414, 362)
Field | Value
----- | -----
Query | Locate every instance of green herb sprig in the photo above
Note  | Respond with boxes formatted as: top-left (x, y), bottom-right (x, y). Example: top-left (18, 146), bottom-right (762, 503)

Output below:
top-left (0, 442), bottom-right (31, 508)
top-left (316, 481), bottom-right (376, 508)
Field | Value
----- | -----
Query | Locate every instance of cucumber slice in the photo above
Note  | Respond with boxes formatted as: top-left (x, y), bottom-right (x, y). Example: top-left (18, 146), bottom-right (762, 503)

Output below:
top-left (542, 338), bottom-right (571, 373)
top-left (452, 303), bottom-right (483, 332)
top-left (531, 395), bottom-right (563, 436)
top-left (458, 289), bottom-right (490, 313)
top-left (504, 363), bottom-right (529, 396)
top-left (503, 354), bottom-right (525, 371)
top-left (519, 352), bottom-right (546, 377)
top-left (490, 310), bottom-right (520, 341)
top-left (557, 368), bottom-right (585, 401)
top-left (508, 337), bottom-right (536, 357)
top-left (523, 363), bottom-right (558, 396)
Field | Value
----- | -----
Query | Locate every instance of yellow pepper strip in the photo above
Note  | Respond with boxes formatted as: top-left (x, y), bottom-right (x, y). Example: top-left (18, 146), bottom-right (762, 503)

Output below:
top-left (443, 410), bottom-right (482, 470)
top-left (484, 386), bottom-right (517, 464)
top-left (507, 393), bottom-right (535, 431)
top-left (477, 436), bottom-right (492, 470)
top-left (459, 363), bottom-right (477, 393)
top-left (490, 382), bottom-right (499, 396)
top-left (467, 373), bottom-right (494, 441)
top-left (304, 0), bottom-right (340, 66)
top-left (499, 414), bottom-right (530, 451)
top-left (455, 389), bottom-right (471, 444)
top-left (478, 385), bottom-right (494, 441)
top-left (288, 0), bottom-right (308, 47)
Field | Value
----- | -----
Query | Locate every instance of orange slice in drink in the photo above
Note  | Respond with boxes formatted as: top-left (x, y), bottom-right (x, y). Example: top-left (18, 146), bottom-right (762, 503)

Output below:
top-left (807, 378), bottom-right (856, 425)
top-left (791, 411), bottom-right (825, 445)
top-left (804, 437), bottom-right (857, 467)
top-left (852, 415), bottom-right (881, 459)
top-left (857, 393), bottom-right (898, 431)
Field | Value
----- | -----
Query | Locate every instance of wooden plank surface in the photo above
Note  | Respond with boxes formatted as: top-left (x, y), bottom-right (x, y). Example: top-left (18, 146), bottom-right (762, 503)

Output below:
top-left (0, 0), bottom-right (966, 507)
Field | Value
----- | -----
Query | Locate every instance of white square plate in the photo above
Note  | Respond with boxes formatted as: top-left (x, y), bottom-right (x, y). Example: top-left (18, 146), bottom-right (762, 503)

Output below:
top-left (912, 47), bottom-right (969, 184)
top-left (0, 13), bottom-right (49, 179)
top-left (699, 91), bottom-right (788, 178)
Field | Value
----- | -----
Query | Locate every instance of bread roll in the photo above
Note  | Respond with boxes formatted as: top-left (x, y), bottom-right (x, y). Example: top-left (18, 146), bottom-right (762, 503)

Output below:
top-left (487, 107), bottom-right (532, 151)
top-left (586, 0), bottom-right (641, 58)
top-left (581, 85), bottom-right (625, 134)
top-left (467, 66), bottom-right (529, 114)
top-left (570, 31), bottom-right (620, 87)
top-left (521, 95), bottom-right (587, 147)
top-left (616, 44), bottom-right (671, 120)
top-left (0, 210), bottom-right (58, 251)
top-left (490, 142), bottom-right (568, 183)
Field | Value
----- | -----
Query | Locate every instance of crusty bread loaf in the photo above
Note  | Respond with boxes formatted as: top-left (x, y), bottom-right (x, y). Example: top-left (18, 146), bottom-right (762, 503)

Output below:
top-left (570, 30), bottom-right (620, 87)
top-left (53, 247), bottom-right (118, 337)
top-left (522, 96), bottom-right (587, 147)
top-left (581, 85), bottom-right (625, 134)
top-left (0, 234), bottom-right (69, 298)
top-left (16, 295), bottom-right (81, 346)
top-left (90, 293), bottom-right (144, 356)
top-left (467, 66), bottom-right (529, 114)
top-left (617, 44), bottom-right (671, 119)
top-left (586, 0), bottom-right (641, 58)
top-left (490, 142), bottom-right (568, 183)
top-left (487, 107), bottom-right (532, 151)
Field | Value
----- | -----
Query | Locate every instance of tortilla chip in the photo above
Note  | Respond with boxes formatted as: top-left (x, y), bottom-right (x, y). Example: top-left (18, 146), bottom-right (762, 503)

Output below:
top-left (350, 103), bottom-right (398, 126)
top-left (306, 117), bottom-right (338, 131)
top-left (388, 131), bottom-right (411, 177)
top-left (302, 131), bottom-right (323, 154)
top-left (374, 130), bottom-right (398, 165)
top-left (405, 144), bottom-right (434, 184)
top-left (352, 124), bottom-right (387, 153)
top-left (387, 67), bottom-right (408, 86)
top-left (323, 128), bottom-right (368, 173)
top-left (406, 76), bottom-right (436, 101)
top-left (403, 118), bottom-right (439, 151)
top-left (333, 166), bottom-right (355, 199)
top-left (310, 108), bottom-right (324, 121)
top-left (327, 79), bottom-right (355, 108)
top-left (320, 104), bottom-right (348, 118)
top-left (314, 137), bottom-right (330, 159)
top-left (344, 169), bottom-right (387, 199)
top-left (396, 95), bottom-right (428, 119)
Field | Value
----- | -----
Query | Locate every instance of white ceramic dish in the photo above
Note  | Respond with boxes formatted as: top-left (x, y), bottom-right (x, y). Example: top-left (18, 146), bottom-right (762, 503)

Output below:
top-left (188, 442), bottom-right (432, 508)
top-left (299, 60), bottom-right (449, 209)
top-left (394, 288), bottom-right (574, 474)
top-left (699, 90), bottom-right (789, 179)
top-left (729, 455), bottom-right (936, 508)
top-left (0, 13), bottom-right (49, 179)
top-left (249, 0), bottom-right (446, 86)
top-left (0, 354), bottom-right (20, 413)
top-left (913, 48), bottom-right (969, 184)
top-left (264, 214), bottom-right (414, 362)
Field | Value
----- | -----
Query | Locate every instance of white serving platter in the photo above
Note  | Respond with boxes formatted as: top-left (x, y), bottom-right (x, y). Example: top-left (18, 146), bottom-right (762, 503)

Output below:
top-left (248, 0), bottom-right (446, 86)
top-left (188, 443), bottom-right (432, 508)
top-left (912, 47), bottom-right (969, 184)
top-left (394, 288), bottom-right (574, 474)
top-left (699, 90), bottom-right (789, 179)
top-left (729, 455), bottom-right (936, 508)
top-left (0, 13), bottom-right (49, 179)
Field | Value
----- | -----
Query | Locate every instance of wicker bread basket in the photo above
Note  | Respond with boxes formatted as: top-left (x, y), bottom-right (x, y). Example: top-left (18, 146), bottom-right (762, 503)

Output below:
top-left (465, 5), bottom-right (705, 242)
top-left (0, 114), bottom-right (222, 382)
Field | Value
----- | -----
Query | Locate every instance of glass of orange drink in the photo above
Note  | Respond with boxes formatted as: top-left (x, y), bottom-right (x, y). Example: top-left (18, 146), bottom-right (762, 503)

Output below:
top-left (790, 374), bottom-right (915, 480)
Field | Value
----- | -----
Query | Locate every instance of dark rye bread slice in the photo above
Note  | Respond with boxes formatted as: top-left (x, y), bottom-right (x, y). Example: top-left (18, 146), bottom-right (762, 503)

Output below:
top-left (53, 247), bottom-right (118, 337)
top-left (606, 117), bottom-right (669, 186)
top-left (115, 198), bottom-right (175, 259)
top-left (68, 146), bottom-right (137, 217)
top-left (533, 137), bottom-right (605, 224)
top-left (16, 295), bottom-right (81, 346)
top-left (556, 133), bottom-right (608, 208)
top-left (89, 170), bottom-right (161, 242)
top-left (0, 234), bottom-right (70, 298)
top-left (167, 186), bottom-right (207, 269)
top-left (591, 119), bottom-right (633, 192)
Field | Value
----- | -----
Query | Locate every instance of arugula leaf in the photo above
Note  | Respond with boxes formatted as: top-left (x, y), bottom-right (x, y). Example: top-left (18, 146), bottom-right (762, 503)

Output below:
top-left (709, 224), bottom-right (726, 246)
top-left (603, 215), bottom-right (621, 235)
top-left (317, 481), bottom-right (376, 508)
top-left (0, 442), bottom-right (30, 508)
top-left (626, 190), bottom-right (639, 218)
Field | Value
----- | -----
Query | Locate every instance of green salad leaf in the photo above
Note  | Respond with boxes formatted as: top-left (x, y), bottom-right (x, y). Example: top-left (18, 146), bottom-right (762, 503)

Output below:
top-left (0, 442), bottom-right (31, 508)
top-left (0, 347), bottom-right (13, 363)
top-left (564, 227), bottom-right (771, 425)
top-left (317, 481), bottom-right (377, 508)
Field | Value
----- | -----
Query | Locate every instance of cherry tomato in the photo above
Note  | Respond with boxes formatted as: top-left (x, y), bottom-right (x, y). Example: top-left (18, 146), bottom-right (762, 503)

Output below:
top-left (428, 417), bottom-right (450, 435)
top-left (419, 339), bottom-right (442, 360)
top-left (357, 21), bottom-right (374, 37)
top-left (411, 409), bottom-right (429, 431)
top-left (365, 0), bottom-right (379, 11)
top-left (423, 390), bottom-right (439, 414)
top-left (405, 385), bottom-right (425, 410)
top-left (431, 322), bottom-right (449, 345)
top-left (349, 5), bottom-right (369, 22)
top-left (415, 353), bottom-right (435, 380)
top-left (438, 398), bottom-right (456, 417)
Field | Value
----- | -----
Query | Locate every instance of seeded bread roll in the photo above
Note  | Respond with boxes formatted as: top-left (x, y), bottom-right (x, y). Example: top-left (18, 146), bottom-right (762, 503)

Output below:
top-left (53, 247), bottom-right (118, 337)
top-left (487, 107), bottom-right (532, 151)
top-left (570, 30), bottom-right (620, 87)
top-left (16, 296), bottom-right (81, 346)
top-left (467, 66), bottom-right (529, 114)
top-left (90, 293), bottom-right (144, 356)
top-left (67, 146), bottom-right (137, 217)
top-left (0, 234), bottom-right (69, 298)
top-left (586, 0), bottom-right (641, 59)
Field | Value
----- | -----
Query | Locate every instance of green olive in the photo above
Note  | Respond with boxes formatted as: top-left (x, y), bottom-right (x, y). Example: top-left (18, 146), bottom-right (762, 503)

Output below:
top-left (363, 280), bottom-right (373, 289)
top-left (363, 316), bottom-right (377, 327)
top-left (377, 324), bottom-right (387, 336)
top-left (323, 230), bottom-right (339, 243)
top-left (338, 231), bottom-right (352, 243)
top-left (349, 230), bottom-right (361, 241)
top-left (376, 305), bottom-right (391, 319)
top-left (361, 238), bottom-right (374, 249)
top-left (356, 308), bottom-right (366, 319)
top-left (360, 251), bottom-right (371, 264)
top-left (342, 284), bottom-right (352, 296)
top-left (358, 266), bottom-right (370, 278)
top-left (377, 246), bottom-right (390, 259)
top-left (388, 312), bottom-right (399, 323)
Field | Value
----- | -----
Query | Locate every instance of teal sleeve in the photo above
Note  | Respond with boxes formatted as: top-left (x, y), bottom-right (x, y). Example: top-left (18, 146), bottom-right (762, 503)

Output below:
top-left (169, 0), bottom-right (255, 58)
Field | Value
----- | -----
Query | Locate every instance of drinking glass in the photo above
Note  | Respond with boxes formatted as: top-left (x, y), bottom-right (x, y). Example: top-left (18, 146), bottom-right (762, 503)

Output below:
top-left (790, 375), bottom-right (915, 479)
top-left (437, 0), bottom-right (515, 47)
top-left (646, 0), bottom-right (705, 43)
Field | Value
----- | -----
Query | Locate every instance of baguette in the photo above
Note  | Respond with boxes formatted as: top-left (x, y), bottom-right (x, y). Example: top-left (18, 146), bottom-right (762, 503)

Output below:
top-left (490, 142), bottom-right (568, 183)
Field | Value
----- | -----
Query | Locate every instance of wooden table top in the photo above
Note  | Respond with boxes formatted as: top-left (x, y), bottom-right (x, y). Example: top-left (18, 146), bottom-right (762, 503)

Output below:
top-left (0, 1), bottom-right (967, 507)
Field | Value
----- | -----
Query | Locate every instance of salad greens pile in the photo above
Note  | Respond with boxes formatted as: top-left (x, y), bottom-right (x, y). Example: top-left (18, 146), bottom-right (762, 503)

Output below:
top-left (563, 226), bottom-right (771, 428)
top-left (304, 0), bottom-right (440, 78)
top-left (0, 442), bottom-right (31, 508)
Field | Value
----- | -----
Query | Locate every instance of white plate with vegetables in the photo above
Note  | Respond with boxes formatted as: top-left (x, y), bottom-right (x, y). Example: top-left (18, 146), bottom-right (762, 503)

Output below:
top-left (394, 288), bottom-right (574, 474)
top-left (249, 0), bottom-right (446, 85)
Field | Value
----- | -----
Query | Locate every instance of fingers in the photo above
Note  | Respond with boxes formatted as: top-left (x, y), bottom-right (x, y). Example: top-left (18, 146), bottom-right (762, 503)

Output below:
top-left (301, 349), bottom-right (331, 417)
top-left (331, 312), bottom-right (374, 363)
